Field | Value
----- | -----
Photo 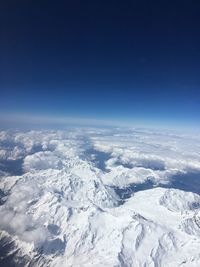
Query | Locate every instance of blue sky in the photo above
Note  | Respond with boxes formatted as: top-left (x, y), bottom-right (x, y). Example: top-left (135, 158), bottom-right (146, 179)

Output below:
top-left (0, 1), bottom-right (200, 129)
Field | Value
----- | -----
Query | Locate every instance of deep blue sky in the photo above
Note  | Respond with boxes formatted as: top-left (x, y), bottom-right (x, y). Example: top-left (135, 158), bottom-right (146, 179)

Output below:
top-left (0, 0), bottom-right (200, 128)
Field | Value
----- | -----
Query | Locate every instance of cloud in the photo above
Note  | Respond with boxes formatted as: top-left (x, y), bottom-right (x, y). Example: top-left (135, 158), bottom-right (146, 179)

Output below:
top-left (0, 178), bottom-right (50, 246)
top-left (23, 151), bottom-right (63, 171)
top-left (0, 127), bottom-right (200, 266)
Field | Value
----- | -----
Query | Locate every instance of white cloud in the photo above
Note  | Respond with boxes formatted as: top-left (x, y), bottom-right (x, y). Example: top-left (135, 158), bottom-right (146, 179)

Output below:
top-left (23, 151), bottom-right (63, 171)
top-left (0, 128), bottom-right (200, 266)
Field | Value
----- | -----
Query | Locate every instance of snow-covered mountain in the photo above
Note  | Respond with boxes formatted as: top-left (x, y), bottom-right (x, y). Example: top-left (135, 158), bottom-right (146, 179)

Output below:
top-left (0, 128), bottom-right (200, 267)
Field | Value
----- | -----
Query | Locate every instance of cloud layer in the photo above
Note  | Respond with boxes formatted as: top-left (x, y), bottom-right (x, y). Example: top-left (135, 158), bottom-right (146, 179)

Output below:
top-left (0, 127), bottom-right (200, 266)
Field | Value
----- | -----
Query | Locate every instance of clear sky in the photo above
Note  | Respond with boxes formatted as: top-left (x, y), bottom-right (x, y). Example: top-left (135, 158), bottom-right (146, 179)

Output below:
top-left (0, 1), bottom-right (200, 129)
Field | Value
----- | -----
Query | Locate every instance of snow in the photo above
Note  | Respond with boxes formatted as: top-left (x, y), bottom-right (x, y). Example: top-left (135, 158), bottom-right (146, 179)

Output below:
top-left (0, 127), bottom-right (200, 266)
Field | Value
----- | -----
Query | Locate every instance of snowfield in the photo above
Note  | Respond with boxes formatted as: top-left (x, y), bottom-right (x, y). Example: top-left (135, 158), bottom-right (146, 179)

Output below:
top-left (0, 128), bottom-right (200, 267)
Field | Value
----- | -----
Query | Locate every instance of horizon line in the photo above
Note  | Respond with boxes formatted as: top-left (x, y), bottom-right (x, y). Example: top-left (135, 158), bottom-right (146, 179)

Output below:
top-left (0, 112), bottom-right (199, 133)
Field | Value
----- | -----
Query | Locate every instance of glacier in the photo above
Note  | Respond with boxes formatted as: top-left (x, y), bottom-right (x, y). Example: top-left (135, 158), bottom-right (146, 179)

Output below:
top-left (0, 128), bottom-right (200, 267)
